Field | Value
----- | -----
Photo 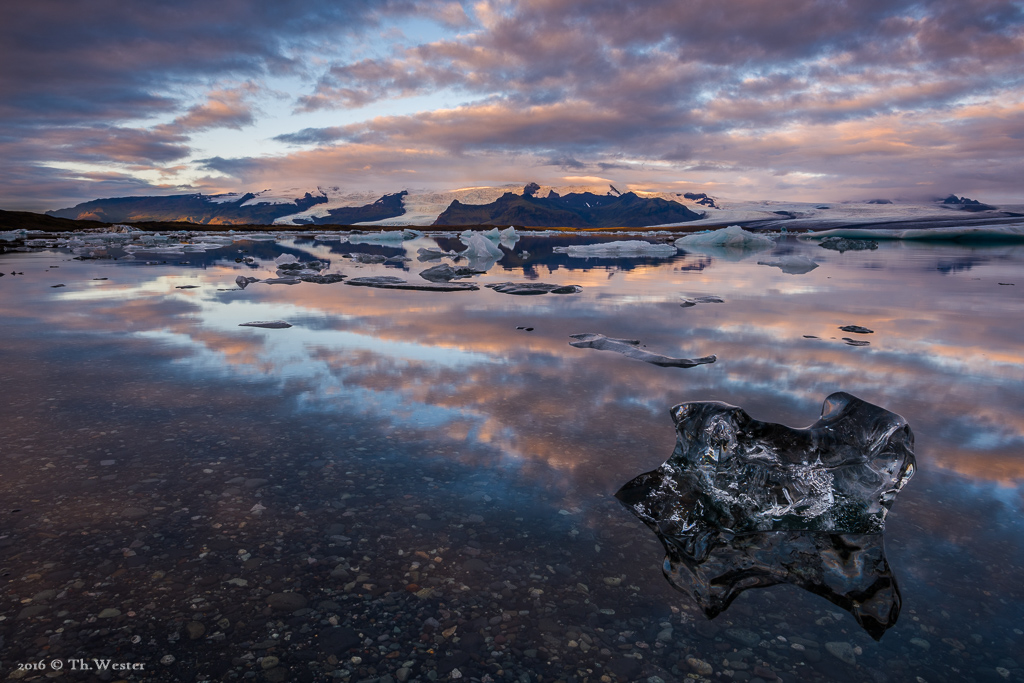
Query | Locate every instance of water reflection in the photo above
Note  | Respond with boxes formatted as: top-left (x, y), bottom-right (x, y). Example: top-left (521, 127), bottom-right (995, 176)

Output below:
top-left (1, 233), bottom-right (1023, 682)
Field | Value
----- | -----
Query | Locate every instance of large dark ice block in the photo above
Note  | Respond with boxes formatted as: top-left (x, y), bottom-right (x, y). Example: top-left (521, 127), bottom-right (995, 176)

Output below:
top-left (616, 392), bottom-right (915, 639)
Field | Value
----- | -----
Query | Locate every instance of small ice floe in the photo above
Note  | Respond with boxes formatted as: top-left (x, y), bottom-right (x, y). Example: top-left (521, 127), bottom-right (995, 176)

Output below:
top-left (419, 264), bottom-right (483, 282)
top-left (274, 254), bottom-right (299, 265)
top-left (553, 240), bottom-right (677, 258)
top-left (486, 282), bottom-right (582, 295)
top-left (349, 253), bottom-right (387, 264)
top-left (417, 247), bottom-right (461, 261)
top-left (298, 273), bottom-right (346, 284)
top-left (843, 338), bottom-right (871, 347)
top-left (235, 276), bottom-right (260, 289)
top-left (675, 225), bottom-right (776, 250)
top-left (348, 229), bottom-right (420, 245)
top-left (568, 333), bottom-right (716, 368)
top-left (818, 236), bottom-right (878, 252)
top-left (758, 254), bottom-right (819, 274)
top-left (345, 276), bottom-right (478, 292)
top-left (839, 325), bottom-right (874, 334)
top-left (239, 321), bottom-right (292, 329)
top-left (175, 285), bottom-right (200, 289)
top-left (680, 295), bottom-right (724, 307)
top-left (263, 277), bottom-right (301, 285)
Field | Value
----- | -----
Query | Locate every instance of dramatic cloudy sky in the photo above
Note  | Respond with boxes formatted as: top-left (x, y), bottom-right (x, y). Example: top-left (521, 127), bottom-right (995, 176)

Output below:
top-left (2, 0), bottom-right (1023, 211)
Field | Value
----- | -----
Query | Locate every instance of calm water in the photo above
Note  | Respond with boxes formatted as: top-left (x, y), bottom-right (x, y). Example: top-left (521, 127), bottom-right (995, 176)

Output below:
top-left (1, 231), bottom-right (1022, 683)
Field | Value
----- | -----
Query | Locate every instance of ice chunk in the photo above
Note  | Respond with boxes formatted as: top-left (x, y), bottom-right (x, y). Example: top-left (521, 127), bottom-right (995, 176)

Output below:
top-left (818, 236), bottom-right (878, 252)
top-left (459, 233), bottom-right (504, 271)
top-left (839, 325), bottom-right (874, 334)
top-left (499, 226), bottom-right (519, 249)
top-left (235, 276), bottom-right (260, 289)
top-left (419, 264), bottom-right (483, 282)
top-left (345, 276), bottom-right (479, 292)
top-left (553, 240), bottom-right (677, 258)
top-left (263, 277), bottom-right (301, 285)
top-left (298, 273), bottom-right (346, 284)
top-left (347, 229), bottom-right (418, 245)
top-left (460, 233), bottom-right (504, 260)
top-left (616, 391), bottom-right (915, 638)
top-left (239, 321), bottom-right (292, 329)
top-left (568, 333), bottom-right (716, 368)
top-left (274, 254), bottom-right (299, 266)
top-left (620, 392), bottom-right (915, 535)
top-left (757, 254), bottom-right (819, 274)
top-left (349, 253), bottom-right (388, 264)
top-left (486, 282), bottom-right (582, 295)
top-left (417, 247), bottom-right (461, 261)
top-left (675, 225), bottom-right (775, 251)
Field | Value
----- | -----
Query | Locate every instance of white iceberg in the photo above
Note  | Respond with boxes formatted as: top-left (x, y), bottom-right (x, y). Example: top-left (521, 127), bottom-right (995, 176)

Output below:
top-left (675, 225), bottom-right (776, 250)
top-left (348, 229), bottom-right (420, 245)
top-left (552, 240), bottom-right (677, 258)
top-left (461, 232), bottom-right (504, 260)
top-left (274, 254), bottom-right (299, 265)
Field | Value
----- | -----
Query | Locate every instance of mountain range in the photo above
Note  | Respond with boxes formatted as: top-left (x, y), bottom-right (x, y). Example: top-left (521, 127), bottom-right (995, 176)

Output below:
top-left (45, 184), bottom-right (706, 228)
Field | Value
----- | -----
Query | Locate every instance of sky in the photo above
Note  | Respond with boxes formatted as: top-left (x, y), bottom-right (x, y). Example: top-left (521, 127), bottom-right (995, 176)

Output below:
top-left (2, 0), bottom-right (1023, 212)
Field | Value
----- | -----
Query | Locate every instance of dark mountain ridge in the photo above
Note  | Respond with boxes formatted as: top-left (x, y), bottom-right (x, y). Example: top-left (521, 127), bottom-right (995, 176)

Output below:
top-left (434, 186), bottom-right (703, 227)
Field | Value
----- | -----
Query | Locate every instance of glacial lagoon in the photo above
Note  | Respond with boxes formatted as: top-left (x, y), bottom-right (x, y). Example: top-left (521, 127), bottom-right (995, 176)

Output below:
top-left (1, 229), bottom-right (1023, 682)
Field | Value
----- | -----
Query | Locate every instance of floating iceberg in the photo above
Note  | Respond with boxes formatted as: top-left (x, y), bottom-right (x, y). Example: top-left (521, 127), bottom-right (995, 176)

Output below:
top-left (675, 225), bottom-right (775, 251)
top-left (616, 392), bottom-right (915, 638)
top-left (347, 229), bottom-right (421, 245)
top-left (568, 333), bottom-right (716, 368)
top-left (345, 276), bottom-right (479, 292)
top-left (757, 254), bottom-right (819, 274)
top-left (275, 254), bottom-right (299, 265)
top-left (459, 226), bottom-right (519, 250)
top-left (486, 282), bottom-right (582, 295)
top-left (553, 240), bottom-right (677, 258)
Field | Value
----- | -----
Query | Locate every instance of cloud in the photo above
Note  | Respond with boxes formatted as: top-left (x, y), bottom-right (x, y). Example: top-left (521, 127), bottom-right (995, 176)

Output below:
top-left (3, 0), bottom-right (1024, 209)
top-left (0, 0), bottom-right (414, 209)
